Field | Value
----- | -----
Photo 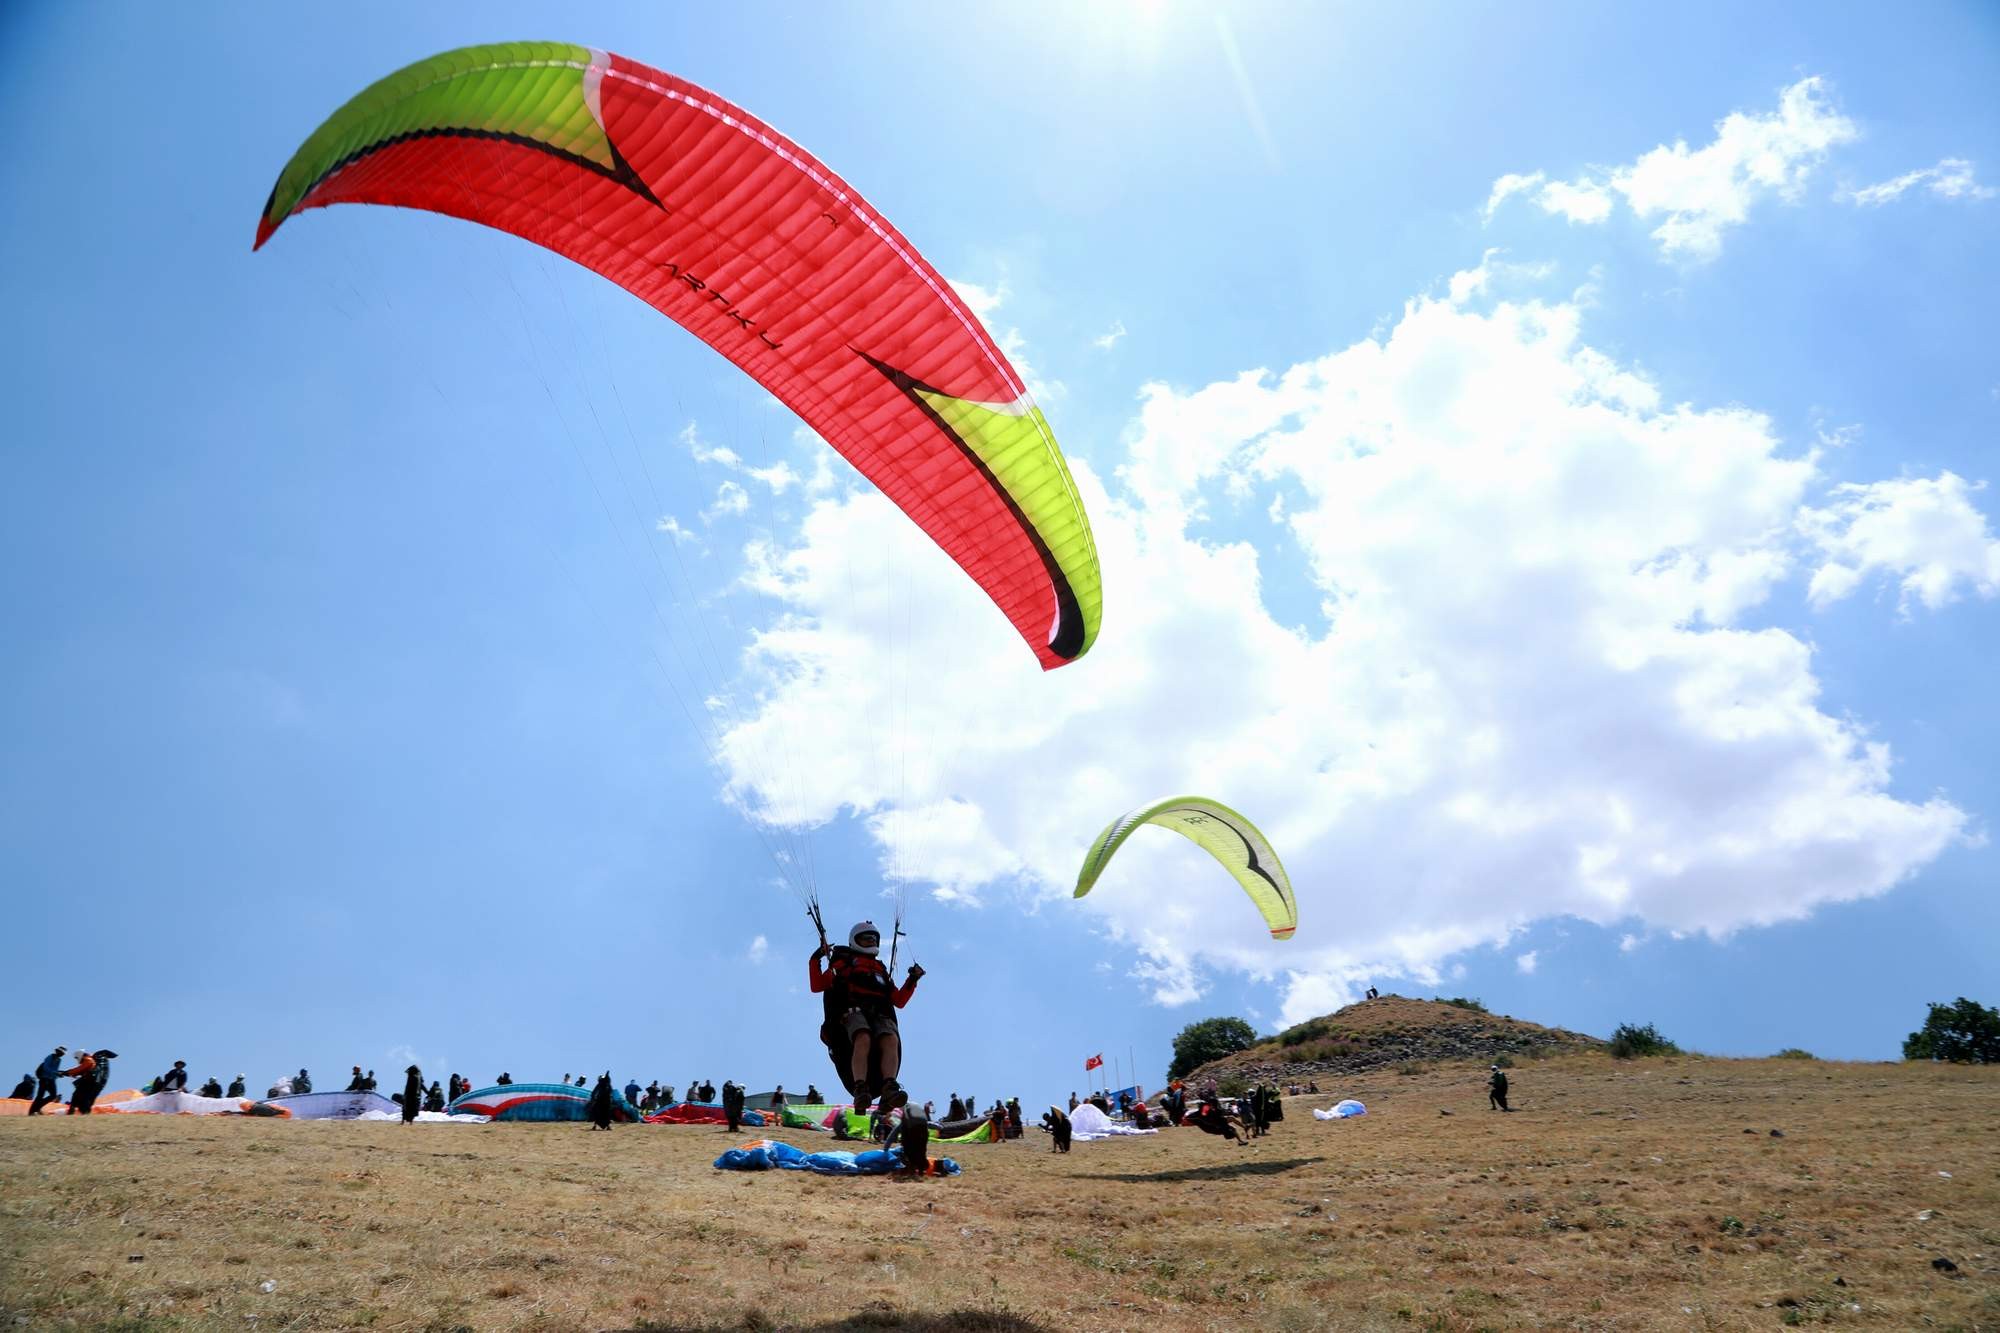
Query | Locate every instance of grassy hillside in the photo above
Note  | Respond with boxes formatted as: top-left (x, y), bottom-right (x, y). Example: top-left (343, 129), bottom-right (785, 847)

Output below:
top-left (3, 1053), bottom-right (1996, 1331)
top-left (1191, 995), bottom-right (1603, 1087)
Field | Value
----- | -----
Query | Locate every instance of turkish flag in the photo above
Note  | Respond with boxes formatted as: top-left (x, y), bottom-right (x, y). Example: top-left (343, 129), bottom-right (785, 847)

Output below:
top-left (1084, 1053), bottom-right (1104, 1071)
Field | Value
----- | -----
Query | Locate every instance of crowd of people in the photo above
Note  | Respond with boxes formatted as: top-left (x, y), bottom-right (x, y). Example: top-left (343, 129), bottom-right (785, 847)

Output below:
top-left (15, 1042), bottom-right (1467, 1134)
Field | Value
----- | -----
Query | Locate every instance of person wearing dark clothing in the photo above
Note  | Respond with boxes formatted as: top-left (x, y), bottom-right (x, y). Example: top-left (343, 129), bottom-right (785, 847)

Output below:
top-left (770, 1084), bottom-right (787, 1109)
top-left (946, 1094), bottom-right (966, 1121)
top-left (496, 1072), bottom-right (513, 1086)
top-left (400, 1066), bottom-right (422, 1124)
top-left (575, 1075), bottom-right (588, 1088)
top-left (346, 1066), bottom-right (367, 1092)
top-left (68, 1050), bottom-right (111, 1115)
top-left (1488, 1066), bottom-right (1510, 1112)
top-left (30, 1047), bottom-right (66, 1115)
top-left (698, 1079), bottom-right (715, 1103)
top-left (1042, 1107), bottom-right (1072, 1152)
top-left (587, 1073), bottom-right (616, 1130)
top-left (722, 1081), bottom-right (745, 1133)
top-left (293, 1069), bottom-right (313, 1094)
top-left (623, 1078), bottom-right (641, 1106)
top-left (1006, 1098), bottom-right (1023, 1138)
top-left (805, 1083), bottom-right (822, 1103)
top-left (1187, 1093), bottom-right (1246, 1146)
top-left (160, 1062), bottom-right (189, 1092)
top-left (10, 1074), bottom-right (35, 1101)
top-left (809, 921), bottom-right (923, 1108)
top-left (896, 1103), bottom-right (931, 1175)
top-left (199, 1077), bottom-right (223, 1098)
top-left (421, 1082), bottom-right (444, 1113)
top-left (227, 1074), bottom-right (246, 1098)
top-left (449, 1074), bottom-right (464, 1102)
top-left (1366, 986), bottom-right (1379, 1000)
top-left (362, 1070), bottom-right (377, 1091)
top-left (1067, 1091), bottom-right (1079, 1114)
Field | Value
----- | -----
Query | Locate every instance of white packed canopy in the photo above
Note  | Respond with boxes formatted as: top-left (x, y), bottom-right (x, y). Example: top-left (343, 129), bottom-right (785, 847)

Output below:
top-left (1068, 1102), bottom-right (1158, 1140)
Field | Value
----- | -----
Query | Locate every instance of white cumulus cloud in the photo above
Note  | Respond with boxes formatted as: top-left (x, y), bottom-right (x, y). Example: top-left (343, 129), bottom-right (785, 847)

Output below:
top-left (657, 515), bottom-right (699, 545)
top-left (1094, 319), bottom-right (1128, 351)
top-left (1537, 179), bottom-right (1616, 225)
top-left (706, 480), bottom-right (750, 520)
top-left (682, 421), bottom-right (742, 469)
top-left (748, 934), bottom-right (769, 964)
top-left (1486, 78), bottom-right (1857, 261)
top-left (709, 264), bottom-right (1971, 1026)
top-left (1801, 472), bottom-right (2000, 613)
top-left (1516, 950), bottom-right (1540, 975)
top-left (1844, 158), bottom-right (1995, 207)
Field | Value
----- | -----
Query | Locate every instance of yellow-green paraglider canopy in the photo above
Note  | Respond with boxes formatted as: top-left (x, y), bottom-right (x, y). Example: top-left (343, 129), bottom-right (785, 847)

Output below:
top-left (1074, 796), bottom-right (1297, 939)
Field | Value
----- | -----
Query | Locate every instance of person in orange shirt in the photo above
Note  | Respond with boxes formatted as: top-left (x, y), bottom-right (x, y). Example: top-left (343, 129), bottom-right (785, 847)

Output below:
top-left (59, 1047), bottom-right (97, 1114)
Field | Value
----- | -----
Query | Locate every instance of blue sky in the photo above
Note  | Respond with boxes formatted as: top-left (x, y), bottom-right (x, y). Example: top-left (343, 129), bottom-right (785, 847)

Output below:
top-left (3, 3), bottom-right (1997, 1104)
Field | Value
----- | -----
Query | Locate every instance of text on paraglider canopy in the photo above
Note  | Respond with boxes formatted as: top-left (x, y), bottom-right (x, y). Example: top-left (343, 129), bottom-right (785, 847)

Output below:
top-left (656, 263), bottom-right (783, 350)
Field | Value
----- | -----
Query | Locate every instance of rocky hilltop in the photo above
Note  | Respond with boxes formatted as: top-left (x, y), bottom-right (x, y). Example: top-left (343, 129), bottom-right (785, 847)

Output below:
top-left (1189, 995), bottom-right (1604, 1085)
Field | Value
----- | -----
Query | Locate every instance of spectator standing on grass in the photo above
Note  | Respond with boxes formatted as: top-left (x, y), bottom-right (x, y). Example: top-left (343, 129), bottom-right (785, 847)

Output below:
top-left (400, 1066), bottom-right (422, 1124)
top-left (1489, 1065), bottom-right (1510, 1112)
top-left (771, 1084), bottom-right (787, 1109)
top-left (587, 1073), bottom-right (617, 1130)
top-left (947, 1093), bottom-right (966, 1121)
top-left (722, 1080), bottom-right (744, 1133)
top-left (29, 1047), bottom-right (65, 1114)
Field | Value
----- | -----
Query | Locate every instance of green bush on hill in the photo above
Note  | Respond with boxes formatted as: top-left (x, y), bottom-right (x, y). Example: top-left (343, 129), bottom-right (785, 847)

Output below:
top-left (1435, 996), bottom-right (1489, 1013)
top-left (1608, 1022), bottom-right (1679, 1059)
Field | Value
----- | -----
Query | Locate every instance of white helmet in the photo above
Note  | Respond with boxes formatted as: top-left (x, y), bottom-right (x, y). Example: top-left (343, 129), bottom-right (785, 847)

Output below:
top-left (848, 920), bottom-right (881, 956)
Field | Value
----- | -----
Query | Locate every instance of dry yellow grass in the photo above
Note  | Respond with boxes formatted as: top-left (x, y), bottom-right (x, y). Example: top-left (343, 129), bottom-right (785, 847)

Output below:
top-left (2, 1055), bottom-right (1996, 1331)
